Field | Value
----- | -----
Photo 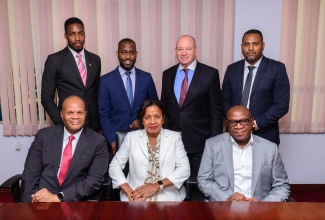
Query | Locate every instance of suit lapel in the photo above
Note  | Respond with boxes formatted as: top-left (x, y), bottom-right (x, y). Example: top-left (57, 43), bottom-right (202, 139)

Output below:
top-left (167, 65), bottom-right (180, 107)
top-left (64, 128), bottom-right (90, 182)
top-left (251, 137), bottom-right (262, 196)
top-left (222, 134), bottom-right (235, 191)
top-left (133, 68), bottom-right (142, 110)
top-left (84, 50), bottom-right (94, 89)
top-left (159, 129), bottom-right (170, 170)
top-left (113, 67), bottom-right (132, 109)
top-left (251, 57), bottom-right (268, 96)
top-left (237, 60), bottom-right (246, 102)
top-left (138, 130), bottom-right (148, 160)
top-left (52, 126), bottom-right (64, 185)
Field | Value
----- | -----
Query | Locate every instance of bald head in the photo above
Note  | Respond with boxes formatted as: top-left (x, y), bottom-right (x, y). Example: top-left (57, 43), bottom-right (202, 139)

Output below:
top-left (175, 35), bottom-right (198, 68)
top-left (226, 106), bottom-right (251, 120)
top-left (62, 95), bottom-right (86, 111)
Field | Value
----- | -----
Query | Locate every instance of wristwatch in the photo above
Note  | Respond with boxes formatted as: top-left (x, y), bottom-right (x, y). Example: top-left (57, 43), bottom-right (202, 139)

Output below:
top-left (57, 192), bottom-right (65, 202)
top-left (157, 180), bottom-right (163, 190)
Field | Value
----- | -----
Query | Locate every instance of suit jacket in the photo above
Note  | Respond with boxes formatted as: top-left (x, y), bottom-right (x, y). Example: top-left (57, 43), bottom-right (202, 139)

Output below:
top-left (41, 47), bottom-right (101, 131)
top-left (197, 133), bottom-right (290, 201)
top-left (161, 62), bottom-right (223, 154)
top-left (98, 67), bottom-right (158, 146)
top-left (109, 129), bottom-right (190, 201)
top-left (222, 56), bottom-right (290, 145)
top-left (22, 125), bottom-right (109, 202)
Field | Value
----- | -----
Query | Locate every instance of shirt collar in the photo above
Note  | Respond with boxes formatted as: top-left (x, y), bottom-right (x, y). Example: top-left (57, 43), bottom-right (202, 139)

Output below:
top-left (119, 66), bottom-right (135, 76)
top-left (178, 59), bottom-right (197, 72)
top-left (244, 55), bottom-right (263, 69)
top-left (68, 46), bottom-right (85, 59)
top-left (63, 127), bottom-right (83, 141)
top-left (231, 134), bottom-right (254, 149)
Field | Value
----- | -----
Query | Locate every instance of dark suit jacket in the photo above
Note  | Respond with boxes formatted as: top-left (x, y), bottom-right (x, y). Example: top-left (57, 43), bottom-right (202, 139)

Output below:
top-left (222, 56), bottom-right (290, 145)
top-left (22, 125), bottom-right (109, 202)
top-left (41, 47), bottom-right (101, 131)
top-left (161, 62), bottom-right (223, 154)
top-left (98, 67), bottom-right (158, 146)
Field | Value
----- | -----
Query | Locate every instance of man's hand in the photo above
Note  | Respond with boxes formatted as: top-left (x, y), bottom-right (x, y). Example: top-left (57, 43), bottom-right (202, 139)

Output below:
top-left (130, 120), bottom-right (139, 130)
top-left (246, 197), bottom-right (258, 202)
top-left (226, 192), bottom-right (247, 201)
top-left (131, 183), bottom-right (160, 201)
top-left (31, 188), bottom-right (60, 203)
top-left (111, 142), bottom-right (116, 156)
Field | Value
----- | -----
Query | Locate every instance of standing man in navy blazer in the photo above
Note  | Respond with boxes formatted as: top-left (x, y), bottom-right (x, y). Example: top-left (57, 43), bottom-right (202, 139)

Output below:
top-left (222, 29), bottom-right (290, 145)
top-left (22, 96), bottom-right (109, 202)
top-left (41, 17), bottom-right (101, 132)
top-left (99, 38), bottom-right (158, 159)
top-left (161, 35), bottom-right (223, 177)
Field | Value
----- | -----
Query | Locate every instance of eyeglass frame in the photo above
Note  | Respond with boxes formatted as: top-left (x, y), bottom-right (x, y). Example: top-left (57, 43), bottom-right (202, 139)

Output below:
top-left (226, 117), bottom-right (252, 127)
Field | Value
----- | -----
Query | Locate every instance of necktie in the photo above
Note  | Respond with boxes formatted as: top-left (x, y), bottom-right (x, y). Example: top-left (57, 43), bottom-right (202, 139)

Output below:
top-left (179, 68), bottom-right (189, 107)
top-left (240, 66), bottom-right (255, 108)
top-left (76, 54), bottom-right (87, 86)
top-left (58, 135), bottom-right (75, 186)
top-left (125, 71), bottom-right (133, 106)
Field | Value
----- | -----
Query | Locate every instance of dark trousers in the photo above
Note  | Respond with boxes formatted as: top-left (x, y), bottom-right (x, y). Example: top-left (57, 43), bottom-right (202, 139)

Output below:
top-left (187, 153), bottom-right (203, 177)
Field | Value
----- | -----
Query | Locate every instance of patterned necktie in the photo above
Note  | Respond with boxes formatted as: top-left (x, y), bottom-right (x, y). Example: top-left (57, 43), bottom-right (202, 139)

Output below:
top-left (240, 66), bottom-right (255, 108)
top-left (76, 54), bottom-right (87, 86)
top-left (125, 71), bottom-right (133, 106)
top-left (179, 68), bottom-right (188, 107)
top-left (58, 135), bottom-right (75, 186)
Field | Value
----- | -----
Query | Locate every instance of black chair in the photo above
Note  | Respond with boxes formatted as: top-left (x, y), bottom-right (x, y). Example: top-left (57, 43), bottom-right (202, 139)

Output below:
top-left (0, 174), bottom-right (22, 202)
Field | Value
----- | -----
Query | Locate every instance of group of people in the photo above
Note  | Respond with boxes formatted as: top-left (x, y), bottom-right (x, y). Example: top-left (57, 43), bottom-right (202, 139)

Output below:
top-left (22, 17), bottom-right (290, 203)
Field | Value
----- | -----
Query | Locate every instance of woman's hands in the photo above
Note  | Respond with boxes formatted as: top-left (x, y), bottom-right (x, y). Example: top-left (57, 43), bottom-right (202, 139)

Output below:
top-left (131, 183), bottom-right (160, 201)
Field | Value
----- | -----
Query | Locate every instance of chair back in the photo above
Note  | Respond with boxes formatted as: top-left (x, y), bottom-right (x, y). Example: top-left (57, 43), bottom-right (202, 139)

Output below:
top-left (115, 131), bottom-right (129, 177)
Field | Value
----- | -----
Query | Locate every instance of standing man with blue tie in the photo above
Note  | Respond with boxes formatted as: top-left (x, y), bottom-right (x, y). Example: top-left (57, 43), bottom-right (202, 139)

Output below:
top-left (99, 38), bottom-right (158, 159)
top-left (41, 17), bottom-right (101, 132)
top-left (161, 35), bottom-right (223, 177)
top-left (222, 29), bottom-right (290, 145)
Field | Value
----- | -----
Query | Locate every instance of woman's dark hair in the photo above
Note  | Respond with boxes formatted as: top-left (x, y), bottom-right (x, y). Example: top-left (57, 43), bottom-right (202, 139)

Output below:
top-left (137, 99), bottom-right (167, 129)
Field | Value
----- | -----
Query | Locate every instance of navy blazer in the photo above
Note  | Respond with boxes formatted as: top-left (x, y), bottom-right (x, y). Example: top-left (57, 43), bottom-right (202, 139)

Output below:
top-left (222, 56), bottom-right (290, 145)
top-left (41, 47), bottom-right (101, 131)
top-left (98, 67), bottom-right (158, 146)
top-left (22, 125), bottom-right (109, 202)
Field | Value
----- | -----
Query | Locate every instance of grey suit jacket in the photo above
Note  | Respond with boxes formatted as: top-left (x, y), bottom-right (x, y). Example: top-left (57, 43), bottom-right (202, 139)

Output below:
top-left (22, 125), bottom-right (109, 202)
top-left (197, 133), bottom-right (290, 201)
top-left (41, 47), bottom-right (101, 131)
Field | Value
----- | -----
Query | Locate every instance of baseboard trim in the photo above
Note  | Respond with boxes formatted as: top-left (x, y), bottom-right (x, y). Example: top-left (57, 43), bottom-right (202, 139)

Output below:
top-left (290, 184), bottom-right (325, 193)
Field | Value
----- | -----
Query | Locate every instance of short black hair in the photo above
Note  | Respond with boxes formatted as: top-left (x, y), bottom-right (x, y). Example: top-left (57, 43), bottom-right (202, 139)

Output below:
top-left (137, 99), bottom-right (167, 129)
top-left (118, 38), bottom-right (136, 50)
top-left (242, 29), bottom-right (263, 42)
top-left (64, 17), bottom-right (84, 32)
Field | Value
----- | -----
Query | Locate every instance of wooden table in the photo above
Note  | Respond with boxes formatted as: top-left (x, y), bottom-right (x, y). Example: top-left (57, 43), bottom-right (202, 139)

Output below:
top-left (1, 201), bottom-right (325, 219)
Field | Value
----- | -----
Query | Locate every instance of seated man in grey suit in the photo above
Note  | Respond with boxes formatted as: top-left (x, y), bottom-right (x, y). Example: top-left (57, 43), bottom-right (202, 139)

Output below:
top-left (22, 95), bottom-right (109, 202)
top-left (198, 106), bottom-right (290, 202)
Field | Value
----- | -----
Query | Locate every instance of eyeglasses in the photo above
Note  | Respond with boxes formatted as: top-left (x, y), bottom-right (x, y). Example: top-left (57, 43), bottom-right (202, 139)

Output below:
top-left (227, 118), bottom-right (251, 127)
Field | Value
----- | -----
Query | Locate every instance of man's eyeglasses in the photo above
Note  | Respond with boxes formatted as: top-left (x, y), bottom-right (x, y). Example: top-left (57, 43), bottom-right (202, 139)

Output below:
top-left (227, 118), bottom-right (252, 127)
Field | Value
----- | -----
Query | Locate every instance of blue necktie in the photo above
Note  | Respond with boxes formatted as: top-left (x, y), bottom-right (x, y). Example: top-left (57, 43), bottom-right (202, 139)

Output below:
top-left (125, 71), bottom-right (133, 106)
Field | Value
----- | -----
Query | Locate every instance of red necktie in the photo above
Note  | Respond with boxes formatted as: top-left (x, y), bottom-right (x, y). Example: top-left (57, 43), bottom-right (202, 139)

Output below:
top-left (58, 135), bottom-right (75, 186)
top-left (76, 54), bottom-right (87, 86)
top-left (179, 68), bottom-right (188, 107)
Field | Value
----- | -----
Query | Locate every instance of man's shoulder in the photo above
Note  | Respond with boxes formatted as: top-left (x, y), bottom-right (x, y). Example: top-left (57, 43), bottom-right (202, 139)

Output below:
top-left (135, 68), bottom-right (153, 78)
top-left (196, 62), bottom-right (218, 72)
top-left (36, 125), bottom-right (63, 136)
top-left (206, 133), bottom-right (230, 147)
top-left (83, 126), bottom-right (106, 141)
top-left (84, 49), bottom-right (100, 60)
top-left (227, 59), bottom-right (245, 68)
top-left (163, 64), bottom-right (179, 74)
top-left (253, 134), bottom-right (278, 151)
top-left (262, 56), bottom-right (285, 68)
top-left (101, 68), bottom-right (118, 80)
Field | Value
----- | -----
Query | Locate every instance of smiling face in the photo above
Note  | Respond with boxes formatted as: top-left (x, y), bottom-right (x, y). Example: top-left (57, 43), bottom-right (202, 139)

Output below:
top-left (142, 105), bottom-right (164, 136)
top-left (64, 23), bottom-right (85, 53)
top-left (241, 33), bottom-right (265, 65)
top-left (116, 41), bottom-right (137, 71)
top-left (227, 106), bottom-right (254, 148)
top-left (175, 35), bottom-right (197, 68)
top-left (60, 96), bottom-right (87, 134)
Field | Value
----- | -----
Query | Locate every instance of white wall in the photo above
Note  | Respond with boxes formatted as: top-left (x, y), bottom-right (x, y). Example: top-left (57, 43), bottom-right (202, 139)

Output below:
top-left (1, 0), bottom-right (324, 185)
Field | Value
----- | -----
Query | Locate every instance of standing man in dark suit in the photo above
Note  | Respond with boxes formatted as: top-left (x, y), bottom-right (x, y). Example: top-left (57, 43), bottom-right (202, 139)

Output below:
top-left (99, 38), bottom-right (158, 159)
top-left (41, 17), bottom-right (101, 131)
top-left (161, 35), bottom-right (223, 177)
top-left (22, 96), bottom-right (109, 202)
top-left (222, 29), bottom-right (290, 145)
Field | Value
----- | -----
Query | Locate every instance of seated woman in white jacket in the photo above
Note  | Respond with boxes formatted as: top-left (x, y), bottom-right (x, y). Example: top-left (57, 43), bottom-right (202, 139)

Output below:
top-left (109, 99), bottom-right (190, 201)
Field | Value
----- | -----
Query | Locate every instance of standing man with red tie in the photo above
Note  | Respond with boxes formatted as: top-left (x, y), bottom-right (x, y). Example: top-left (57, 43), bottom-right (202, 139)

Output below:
top-left (161, 35), bottom-right (223, 178)
top-left (41, 17), bottom-right (101, 132)
top-left (22, 96), bottom-right (108, 202)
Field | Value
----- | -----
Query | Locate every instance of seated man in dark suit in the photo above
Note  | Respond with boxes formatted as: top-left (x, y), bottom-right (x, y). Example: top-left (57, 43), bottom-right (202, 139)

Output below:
top-left (198, 106), bottom-right (290, 202)
top-left (22, 95), bottom-right (109, 202)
